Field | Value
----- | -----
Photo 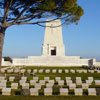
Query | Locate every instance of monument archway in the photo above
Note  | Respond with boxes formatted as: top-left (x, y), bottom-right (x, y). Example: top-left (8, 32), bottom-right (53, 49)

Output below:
top-left (51, 47), bottom-right (56, 56)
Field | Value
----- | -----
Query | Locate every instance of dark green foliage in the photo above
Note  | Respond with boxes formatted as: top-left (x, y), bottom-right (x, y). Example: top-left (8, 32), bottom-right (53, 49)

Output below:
top-left (0, 0), bottom-right (84, 26)
top-left (3, 56), bottom-right (12, 63)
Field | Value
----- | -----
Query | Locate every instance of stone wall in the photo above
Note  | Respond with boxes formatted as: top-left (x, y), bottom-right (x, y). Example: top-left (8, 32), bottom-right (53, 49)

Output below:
top-left (1, 56), bottom-right (95, 67)
top-left (2, 58), bottom-right (12, 66)
top-left (94, 62), bottom-right (100, 66)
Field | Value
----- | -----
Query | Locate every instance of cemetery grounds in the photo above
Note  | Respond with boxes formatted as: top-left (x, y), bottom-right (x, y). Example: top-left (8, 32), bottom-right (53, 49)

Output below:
top-left (0, 66), bottom-right (100, 100)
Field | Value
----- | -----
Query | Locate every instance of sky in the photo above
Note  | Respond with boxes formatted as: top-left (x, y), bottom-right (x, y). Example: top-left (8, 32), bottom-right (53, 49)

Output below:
top-left (2, 0), bottom-right (100, 61)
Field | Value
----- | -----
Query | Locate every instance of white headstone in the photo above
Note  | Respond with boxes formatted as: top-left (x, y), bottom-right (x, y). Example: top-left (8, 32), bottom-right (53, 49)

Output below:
top-left (95, 80), bottom-right (100, 85)
top-left (88, 88), bottom-right (96, 96)
top-left (2, 88), bottom-right (11, 95)
top-left (11, 83), bottom-right (18, 89)
top-left (30, 88), bottom-right (38, 96)
top-left (74, 88), bottom-right (83, 96)
top-left (69, 83), bottom-right (76, 90)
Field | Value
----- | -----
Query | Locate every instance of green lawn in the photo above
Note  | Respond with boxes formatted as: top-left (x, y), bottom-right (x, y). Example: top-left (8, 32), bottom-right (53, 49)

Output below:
top-left (22, 66), bottom-right (83, 70)
top-left (0, 96), bottom-right (100, 100)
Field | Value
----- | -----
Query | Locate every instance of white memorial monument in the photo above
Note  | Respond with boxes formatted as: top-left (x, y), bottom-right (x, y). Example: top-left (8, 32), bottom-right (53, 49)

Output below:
top-left (42, 20), bottom-right (65, 56)
top-left (2, 20), bottom-right (100, 67)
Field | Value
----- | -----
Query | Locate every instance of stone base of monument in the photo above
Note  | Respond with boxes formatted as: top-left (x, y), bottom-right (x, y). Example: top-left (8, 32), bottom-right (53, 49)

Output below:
top-left (2, 56), bottom-right (96, 67)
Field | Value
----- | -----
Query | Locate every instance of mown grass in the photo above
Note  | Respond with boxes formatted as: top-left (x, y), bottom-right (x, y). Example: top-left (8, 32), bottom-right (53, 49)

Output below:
top-left (0, 95), bottom-right (100, 100)
top-left (22, 66), bottom-right (83, 70)
top-left (35, 73), bottom-right (100, 80)
top-left (4, 66), bottom-right (100, 80)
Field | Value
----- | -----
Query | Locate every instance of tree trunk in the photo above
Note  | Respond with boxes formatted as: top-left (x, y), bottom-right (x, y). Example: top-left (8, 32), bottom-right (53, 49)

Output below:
top-left (0, 27), bottom-right (6, 71)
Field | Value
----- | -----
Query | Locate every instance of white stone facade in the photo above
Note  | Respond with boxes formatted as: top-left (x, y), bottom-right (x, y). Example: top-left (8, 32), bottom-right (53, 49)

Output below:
top-left (42, 20), bottom-right (65, 56)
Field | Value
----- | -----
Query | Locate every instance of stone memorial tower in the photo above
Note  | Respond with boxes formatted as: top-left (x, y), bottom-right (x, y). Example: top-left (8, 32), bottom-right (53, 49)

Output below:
top-left (42, 20), bottom-right (65, 56)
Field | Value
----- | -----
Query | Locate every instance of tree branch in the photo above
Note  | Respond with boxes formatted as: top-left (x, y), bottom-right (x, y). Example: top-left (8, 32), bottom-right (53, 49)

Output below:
top-left (12, 15), bottom-right (70, 27)
top-left (11, 11), bottom-right (44, 25)
top-left (13, 17), bottom-right (60, 25)
top-left (0, 10), bottom-right (3, 17)
top-left (3, 8), bottom-right (9, 23)
top-left (3, 0), bottom-right (13, 23)
top-left (13, 6), bottom-right (29, 22)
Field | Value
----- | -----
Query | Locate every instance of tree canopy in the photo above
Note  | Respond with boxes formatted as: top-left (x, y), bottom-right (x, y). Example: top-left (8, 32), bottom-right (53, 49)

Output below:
top-left (0, 0), bottom-right (84, 67)
top-left (0, 0), bottom-right (84, 27)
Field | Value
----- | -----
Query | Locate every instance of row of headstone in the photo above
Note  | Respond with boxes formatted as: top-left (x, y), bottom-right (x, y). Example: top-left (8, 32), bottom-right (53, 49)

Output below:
top-left (1, 76), bottom-right (100, 85)
top-left (1, 79), bottom-right (100, 90)
top-left (1, 68), bottom-right (100, 73)
top-left (0, 76), bottom-right (95, 80)
top-left (1, 87), bottom-right (96, 96)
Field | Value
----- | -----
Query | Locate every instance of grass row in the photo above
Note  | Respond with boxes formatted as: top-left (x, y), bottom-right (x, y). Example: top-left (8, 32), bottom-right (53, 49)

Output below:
top-left (0, 95), bottom-right (100, 100)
